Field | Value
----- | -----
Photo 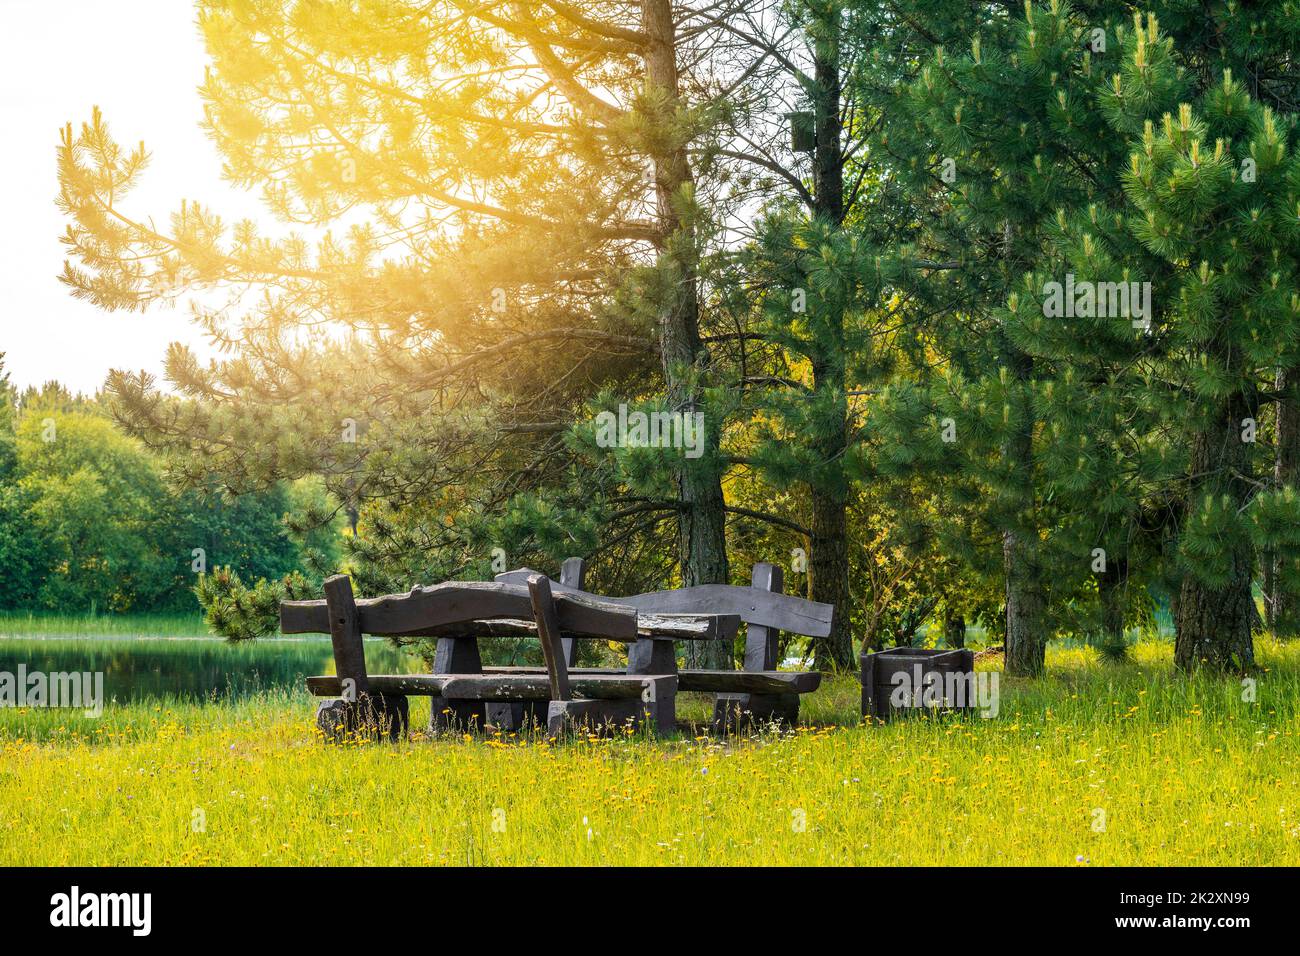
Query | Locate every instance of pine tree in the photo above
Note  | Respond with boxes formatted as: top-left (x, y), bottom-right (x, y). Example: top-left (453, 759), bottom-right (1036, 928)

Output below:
top-left (711, 0), bottom-right (895, 668)
top-left (1023, 6), bottom-right (1300, 670)
top-left (868, 0), bottom-right (1300, 672)
top-left (861, 0), bottom-right (1124, 674)
top-left (56, 2), bottom-right (758, 641)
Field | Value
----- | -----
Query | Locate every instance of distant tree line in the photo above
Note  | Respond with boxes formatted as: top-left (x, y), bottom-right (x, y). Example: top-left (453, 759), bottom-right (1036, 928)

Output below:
top-left (0, 358), bottom-right (337, 615)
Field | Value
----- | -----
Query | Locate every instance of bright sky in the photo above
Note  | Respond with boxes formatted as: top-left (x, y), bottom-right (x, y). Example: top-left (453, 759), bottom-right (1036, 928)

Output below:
top-left (0, 0), bottom-right (259, 394)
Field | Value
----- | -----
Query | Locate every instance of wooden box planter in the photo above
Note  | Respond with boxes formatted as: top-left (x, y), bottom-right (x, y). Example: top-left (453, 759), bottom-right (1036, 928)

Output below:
top-left (860, 647), bottom-right (976, 723)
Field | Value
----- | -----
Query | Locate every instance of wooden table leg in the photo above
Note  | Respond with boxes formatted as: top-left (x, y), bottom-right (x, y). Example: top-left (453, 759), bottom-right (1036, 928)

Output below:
top-left (627, 638), bottom-right (677, 733)
top-left (428, 636), bottom-right (486, 734)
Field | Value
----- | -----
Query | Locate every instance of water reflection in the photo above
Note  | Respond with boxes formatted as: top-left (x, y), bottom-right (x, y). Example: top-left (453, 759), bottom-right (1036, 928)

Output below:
top-left (0, 636), bottom-right (422, 703)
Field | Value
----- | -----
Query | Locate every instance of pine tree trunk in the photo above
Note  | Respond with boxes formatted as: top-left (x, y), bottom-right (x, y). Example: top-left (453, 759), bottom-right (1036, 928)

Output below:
top-left (805, 19), bottom-right (854, 671)
top-left (809, 484), bottom-right (853, 669)
top-left (1002, 351), bottom-right (1048, 676)
top-left (1098, 557), bottom-right (1127, 647)
top-left (1174, 399), bottom-right (1256, 671)
top-left (807, 298), bottom-right (852, 669)
top-left (1100, 577), bottom-right (1124, 647)
top-left (1175, 557), bottom-right (1255, 670)
top-left (943, 608), bottom-right (966, 648)
top-left (1003, 528), bottom-right (1046, 675)
top-left (1263, 543), bottom-right (1275, 630)
top-left (812, 34), bottom-right (844, 224)
top-left (643, 0), bottom-right (730, 668)
top-left (1271, 365), bottom-right (1300, 636)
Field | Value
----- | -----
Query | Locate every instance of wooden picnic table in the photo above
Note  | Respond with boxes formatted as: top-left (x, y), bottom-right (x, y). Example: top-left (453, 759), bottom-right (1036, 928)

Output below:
top-left (283, 576), bottom-right (741, 737)
top-left (284, 559), bottom-right (831, 738)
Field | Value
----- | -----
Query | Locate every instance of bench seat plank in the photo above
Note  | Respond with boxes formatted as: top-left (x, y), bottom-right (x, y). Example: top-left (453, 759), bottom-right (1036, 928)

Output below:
top-left (306, 673), bottom-right (674, 701)
top-left (307, 674), bottom-right (451, 696)
top-left (479, 666), bottom-right (821, 695)
top-left (676, 669), bottom-right (820, 695)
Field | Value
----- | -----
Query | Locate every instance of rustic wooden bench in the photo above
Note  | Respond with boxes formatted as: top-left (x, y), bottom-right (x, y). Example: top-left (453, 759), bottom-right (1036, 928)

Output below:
top-left (282, 573), bottom-right (731, 738)
top-left (493, 558), bottom-right (832, 730)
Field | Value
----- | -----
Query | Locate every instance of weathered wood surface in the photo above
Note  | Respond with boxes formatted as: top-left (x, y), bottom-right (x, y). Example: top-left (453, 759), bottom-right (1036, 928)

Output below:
top-left (545, 675), bottom-right (675, 735)
top-left (717, 562), bottom-right (795, 732)
top-left (308, 675), bottom-right (449, 696)
top-left (282, 580), bottom-right (638, 640)
top-left (323, 575), bottom-right (369, 696)
top-left (625, 636), bottom-right (676, 730)
top-left (306, 673), bottom-right (672, 700)
top-left (284, 583), bottom-right (731, 641)
top-left (444, 673), bottom-right (670, 701)
top-left (678, 669), bottom-right (819, 694)
top-left (559, 557), bottom-right (587, 666)
top-left (861, 650), bottom-right (877, 722)
top-left (528, 574), bottom-right (571, 702)
top-left (297, 563), bottom-right (827, 740)
top-left (640, 613), bottom-right (740, 640)
top-left (743, 562), bottom-right (782, 671)
top-left (546, 698), bottom-right (647, 737)
top-left (494, 567), bottom-right (833, 637)
top-left (317, 575), bottom-right (414, 741)
top-left (627, 637), bottom-right (676, 675)
top-left (298, 571), bottom-right (702, 739)
top-left (315, 694), bottom-right (409, 742)
top-left (861, 647), bottom-right (976, 723)
top-left (485, 700), bottom-right (548, 730)
top-left (428, 624), bottom-right (486, 732)
top-left (300, 615), bottom-right (726, 640)
top-left (375, 613), bottom-right (733, 641)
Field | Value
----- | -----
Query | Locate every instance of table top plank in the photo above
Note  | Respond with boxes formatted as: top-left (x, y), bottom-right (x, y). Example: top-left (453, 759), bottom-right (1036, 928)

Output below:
top-left (293, 612), bottom-right (739, 642)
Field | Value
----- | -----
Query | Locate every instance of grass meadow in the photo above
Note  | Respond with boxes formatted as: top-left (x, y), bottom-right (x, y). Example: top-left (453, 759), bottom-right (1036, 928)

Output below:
top-left (0, 635), bottom-right (1297, 866)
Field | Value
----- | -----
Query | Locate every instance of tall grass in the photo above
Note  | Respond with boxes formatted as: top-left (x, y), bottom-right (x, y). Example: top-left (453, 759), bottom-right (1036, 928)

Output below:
top-left (0, 637), bottom-right (1296, 865)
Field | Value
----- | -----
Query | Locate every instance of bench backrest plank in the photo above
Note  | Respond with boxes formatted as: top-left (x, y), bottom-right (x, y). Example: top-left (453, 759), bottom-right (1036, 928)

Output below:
top-left (282, 579), bottom-right (637, 641)
top-left (558, 557), bottom-right (587, 666)
top-left (494, 566), bottom-right (833, 639)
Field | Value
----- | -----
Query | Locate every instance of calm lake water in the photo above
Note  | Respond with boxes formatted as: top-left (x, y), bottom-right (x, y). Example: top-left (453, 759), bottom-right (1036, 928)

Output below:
top-left (0, 635), bottom-right (423, 703)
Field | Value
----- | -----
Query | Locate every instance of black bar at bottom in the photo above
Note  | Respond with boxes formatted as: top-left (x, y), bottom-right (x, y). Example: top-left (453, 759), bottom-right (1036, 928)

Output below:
top-left (0, 866), bottom-right (1286, 942)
